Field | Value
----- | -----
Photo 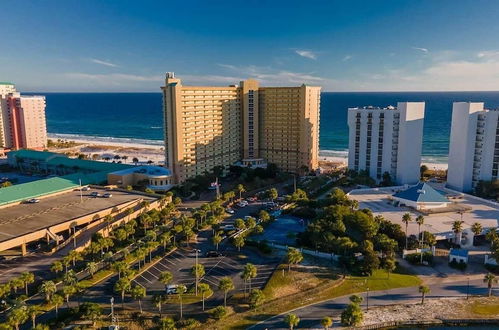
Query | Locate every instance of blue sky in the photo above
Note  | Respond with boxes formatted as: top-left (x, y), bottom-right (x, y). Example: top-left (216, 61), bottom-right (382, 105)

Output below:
top-left (1, 0), bottom-right (499, 92)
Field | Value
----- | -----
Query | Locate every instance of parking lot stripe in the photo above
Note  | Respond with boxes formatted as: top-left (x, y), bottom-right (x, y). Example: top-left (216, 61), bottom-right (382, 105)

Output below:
top-left (163, 258), bottom-right (177, 266)
top-left (137, 274), bottom-right (152, 284)
top-left (202, 278), bottom-right (219, 286)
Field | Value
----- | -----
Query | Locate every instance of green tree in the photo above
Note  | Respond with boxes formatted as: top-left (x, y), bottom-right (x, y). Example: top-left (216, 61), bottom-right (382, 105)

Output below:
top-left (210, 305), bottom-right (228, 320)
top-left (39, 281), bottom-right (56, 302)
top-left (234, 218), bottom-right (246, 230)
top-left (233, 235), bottom-right (245, 251)
top-left (452, 220), bottom-right (464, 245)
top-left (114, 277), bottom-right (131, 309)
top-left (248, 289), bottom-right (265, 309)
top-left (415, 215), bottom-right (425, 247)
top-left (321, 316), bottom-right (333, 330)
top-left (62, 285), bottom-right (76, 308)
top-left (159, 271), bottom-right (173, 286)
top-left (51, 294), bottom-right (64, 317)
top-left (341, 302), bottom-right (363, 326)
top-left (349, 294), bottom-right (363, 304)
top-left (7, 305), bottom-right (28, 330)
top-left (86, 261), bottom-right (98, 278)
top-left (130, 285), bottom-right (146, 314)
top-left (68, 250), bottom-right (83, 267)
top-left (212, 234), bottom-right (222, 251)
top-left (241, 263), bottom-right (258, 293)
top-left (402, 213), bottom-right (412, 250)
top-left (286, 247), bottom-right (303, 272)
top-left (235, 184), bottom-right (246, 200)
top-left (268, 188), bottom-right (278, 203)
top-left (27, 305), bottom-right (41, 329)
top-left (384, 257), bottom-right (397, 279)
top-left (160, 317), bottom-right (176, 330)
top-left (199, 283), bottom-right (211, 311)
top-left (50, 261), bottom-right (63, 276)
top-left (420, 165), bottom-right (429, 179)
top-left (80, 302), bottom-right (102, 327)
top-left (191, 264), bottom-right (205, 295)
top-left (153, 294), bottom-right (167, 317)
top-left (419, 285), bottom-right (430, 304)
top-left (177, 284), bottom-right (187, 319)
top-left (159, 232), bottom-right (172, 252)
top-left (284, 313), bottom-right (300, 330)
top-left (9, 278), bottom-right (23, 295)
top-left (471, 222), bottom-right (483, 245)
top-left (20, 272), bottom-right (34, 296)
top-left (484, 273), bottom-right (498, 297)
top-left (218, 277), bottom-right (234, 307)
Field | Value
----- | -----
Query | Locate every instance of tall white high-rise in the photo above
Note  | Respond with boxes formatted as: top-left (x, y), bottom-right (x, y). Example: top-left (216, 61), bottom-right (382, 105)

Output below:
top-left (347, 102), bottom-right (425, 185)
top-left (447, 102), bottom-right (499, 192)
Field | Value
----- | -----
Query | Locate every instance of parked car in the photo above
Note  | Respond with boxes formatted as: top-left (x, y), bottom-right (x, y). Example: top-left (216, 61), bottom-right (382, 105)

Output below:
top-left (205, 250), bottom-right (222, 258)
top-left (237, 201), bottom-right (248, 208)
top-left (225, 208), bottom-right (235, 214)
top-left (166, 284), bottom-right (178, 294)
top-left (90, 192), bottom-right (101, 197)
top-left (26, 198), bottom-right (40, 204)
top-left (103, 193), bottom-right (113, 198)
top-left (223, 224), bottom-right (236, 232)
top-left (81, 186), bottom-right (91, 191)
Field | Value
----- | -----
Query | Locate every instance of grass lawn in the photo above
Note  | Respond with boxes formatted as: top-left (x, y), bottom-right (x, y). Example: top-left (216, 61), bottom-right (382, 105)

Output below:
top-left (213, 262), bottom-right (420, 330)
top-left (164, 290), bottom-right (214, 305)
top-left (469, 298), bottom-right (499, 316)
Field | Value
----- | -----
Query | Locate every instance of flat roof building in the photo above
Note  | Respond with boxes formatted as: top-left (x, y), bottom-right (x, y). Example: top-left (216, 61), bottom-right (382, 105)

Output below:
top-left (347, 102), bottom-right (425, 185)
top-left (392, 181), bottom-right (450, 210)
top-left (447, 102), bottom-right (499, 192)
top-left (162, 73), bottom-right (321, 183)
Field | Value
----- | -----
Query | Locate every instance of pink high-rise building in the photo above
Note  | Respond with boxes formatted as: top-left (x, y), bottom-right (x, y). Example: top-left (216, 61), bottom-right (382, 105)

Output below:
top-left (0, 82), bottom-right (47, 154)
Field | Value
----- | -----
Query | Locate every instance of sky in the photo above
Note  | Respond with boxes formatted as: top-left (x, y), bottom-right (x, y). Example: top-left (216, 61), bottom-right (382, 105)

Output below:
top-left (2, 0), bottom-right (499, 92)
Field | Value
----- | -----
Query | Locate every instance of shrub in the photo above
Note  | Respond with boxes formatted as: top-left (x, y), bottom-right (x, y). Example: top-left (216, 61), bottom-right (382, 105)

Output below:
top-left (485, 263), bottom-right (499, 274)
top-left (341, 302), bottom-right (363, 326)
top-left (449, 259), bottom-right (467, 271)
top-left (405, 252), bottom-right (433, 265)
top-left (209, 306), bottom-right (228, 320)
top-left (175, 318), bottom-right (200, 329)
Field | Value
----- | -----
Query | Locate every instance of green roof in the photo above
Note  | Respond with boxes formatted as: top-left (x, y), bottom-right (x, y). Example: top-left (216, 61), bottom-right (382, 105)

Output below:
top-left (0, 82), bottom-right (14, 85)
top-left (45, 157), bottom-right (130, 172)
top-left (9, 149), bottom-right (63, 162)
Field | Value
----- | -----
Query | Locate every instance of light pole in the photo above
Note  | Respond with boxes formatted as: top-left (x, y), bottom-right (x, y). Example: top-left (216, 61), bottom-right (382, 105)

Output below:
top-left (366, 287), bottom-right (370, 311)
top-left (110, 297), bottom-right (115, 324)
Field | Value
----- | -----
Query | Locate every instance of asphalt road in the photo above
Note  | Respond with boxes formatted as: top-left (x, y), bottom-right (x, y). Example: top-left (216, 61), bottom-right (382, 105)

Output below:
top-left (249, 279), bottom-right (499, 329)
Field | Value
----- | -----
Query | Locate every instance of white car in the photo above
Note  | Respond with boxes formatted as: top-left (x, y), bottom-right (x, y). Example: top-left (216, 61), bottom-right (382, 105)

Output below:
top-left (103, 193), bottom-right (113, 198)
top-left (26, 198), bottom-right (40, 204)
top-left (226, 208), bottom-right (235, 214)
top-left (223, 225), bottom-right (236, 232)
top-left (237, 201), bottom-right (248, 207)
top-left (81, 186), bottom-right (91, 191)
top-left (166, 284), bottom-right (178, 294)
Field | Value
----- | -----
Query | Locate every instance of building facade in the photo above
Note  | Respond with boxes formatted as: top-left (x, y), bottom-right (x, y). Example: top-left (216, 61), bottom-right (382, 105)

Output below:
top-left (447, 102), bottom-right (499, 192)
top-left (162, 73), bottom-right (321, 183)
top-left (347, 102), bottom-right (425, 185)
top-left (0, 82), bottom-right (47, 153)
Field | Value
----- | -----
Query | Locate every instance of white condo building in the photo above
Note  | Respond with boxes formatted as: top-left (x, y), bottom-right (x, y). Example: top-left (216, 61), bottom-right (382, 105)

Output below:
top-left (447, 102), bottom-right (499, 192)
top-left (347, 102), bottom-right (425, 185)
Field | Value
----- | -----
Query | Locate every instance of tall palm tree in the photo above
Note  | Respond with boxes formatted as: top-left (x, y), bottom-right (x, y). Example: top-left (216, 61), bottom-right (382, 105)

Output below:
top-left (218, 277), bottom-right (234, 307)
top-left (452, 220), bottom-right (464, 245)
top-left (286, 248), bottom-right (304, 272)
top-left (241, 263), bottom-right (258, 294)
top-left (153, 294), bottom-right (166, 317)
top-left (191, 264), bottom-right (205, 296)
top-left (159, 271), bottom-right (173, 288)
top-left (177, 284), bottom-right (187, 319)
top-left (28, 305), bottom-right (41, 329)
top-left (402, 213), bottom-right (412, 250)
top-left (415, 215), bottom-right (425, 263)
top-left (471, 222), bottom-right (483, 245)
top-left (484, 273), bottom-right (498, 297)
top-left (284, 313), bottom-right (300, 330)
top-left (114, 278), bottom-right (131, 309)
top-left (20, 272), bottom-right (34, 296)
top-left (7, 305), bottom-right (28, 330)
top-left (419, 285), bottom-right (430, 304)
top-left (51, 294), bottom-right (64, 317)
top-left (199, 283), bottom-right (211, 311)
top-left (39, 281), bottom-right (57, 302)
top-left (321, 316), bottom-right (333, 330)
top-left (235, 184), bottom-right (246, 200)
top-left (130, 285), bottom-right (146, 314)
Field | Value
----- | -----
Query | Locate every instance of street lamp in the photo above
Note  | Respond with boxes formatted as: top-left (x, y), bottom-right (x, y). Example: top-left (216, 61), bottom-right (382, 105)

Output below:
top-left (467, 277), bottom-right (470, 300)
top-left (366, 287), bottom-right (370, 311)
top-left (110, 297), bottom-right (115, 324)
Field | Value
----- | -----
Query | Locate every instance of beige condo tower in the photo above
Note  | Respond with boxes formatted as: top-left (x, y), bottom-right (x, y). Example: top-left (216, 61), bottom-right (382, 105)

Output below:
top-left (162, 73), bottom-right (321, 183)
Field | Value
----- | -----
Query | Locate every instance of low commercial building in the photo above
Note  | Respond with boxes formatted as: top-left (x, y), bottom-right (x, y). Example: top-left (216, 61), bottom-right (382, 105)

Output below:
top-left (347, 102), bottom-right (425, 185)
top-left (449, 248), bottom-right (469, 264)
top-left (392, 182), bottom-right (450, 210)
top-left (447, 102), bottom-right (499, 192)
top-left (108, 165), bottom-right (173, 191)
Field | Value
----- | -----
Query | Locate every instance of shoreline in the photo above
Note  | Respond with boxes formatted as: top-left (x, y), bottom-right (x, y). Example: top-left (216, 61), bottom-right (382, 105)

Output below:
top-left (48, 133), bottom-right (449, 170)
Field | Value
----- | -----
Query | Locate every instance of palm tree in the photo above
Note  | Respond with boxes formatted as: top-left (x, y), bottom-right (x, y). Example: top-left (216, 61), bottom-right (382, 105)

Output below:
top-left (191, 264), bottom-right (205, 295)
top-left (68, 250), bottom-right (83, 267)
top-left (199, 283), bottom-right (211, 311)
top-left (235, 184), bottom-right (246, 200)
top-left (321, 316), bottom-right (333, 330)
top-left (284, 313), bottom-right (300, 330)
top-left (20, 272), bottom-right (34, 296)
top-left (177, 284), bottom-right (187, 319)
top-left (286, 247), bottom-right (304, 272)
top-left (415, 215), bottom-right (425, 247)
top-left (50, 261), bottom-right (63, 275)
top-left (130, 285), bottom-right (146, 314)
top-left (452, 220), bottom-right (464, 245)
top-left (159, 232), bottom-right (172, 252)
top-left (10, 277), bottom-right (23, 295)
top-left (159, 271), bottom-right (173, 288)
top-left (268, 188), bottom-right (278, 203)
top-left (484, 273), bottom-right (498, 297)
top-left (114, 277), bottom-right (131, 309)
top-left (63, 285), bottom-right (76, 308)
top-left (153, 294), bottom-right (167, 317)
top-left (212, 233), bottom-right (222, 251)
top-left (419, 285), bottom-right (430, 304)
top-left (51, 294), bottom-right (64, 317)
top-left (160, 317), bottom-right (176, 330)
top-left (86, 262), bottom-right (98, 278)
top-left (28, 305), bottom-right (41, 329)
top-left (39, 281), bottom-right (56, 302)
top-left (7, 305), bottom-right (28, 330)
top-left (471, 222), bottom-right (483, 245)
top-left (233, 235), bottom-right (245, 252)
top-left (218, 277), bottom-right (234, 307)
top-left (402, 213), bottom-right (412, 250)
top-left (241, 263), bottom-right (258, 294)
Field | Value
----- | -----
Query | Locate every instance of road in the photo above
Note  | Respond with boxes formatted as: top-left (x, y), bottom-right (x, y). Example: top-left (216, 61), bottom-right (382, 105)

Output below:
top-left (250, 278), bottom-right (499, 329)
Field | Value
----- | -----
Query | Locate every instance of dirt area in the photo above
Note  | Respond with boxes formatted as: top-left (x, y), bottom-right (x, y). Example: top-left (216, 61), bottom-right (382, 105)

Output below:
top-left (358, 297), bottom-right (499, 327)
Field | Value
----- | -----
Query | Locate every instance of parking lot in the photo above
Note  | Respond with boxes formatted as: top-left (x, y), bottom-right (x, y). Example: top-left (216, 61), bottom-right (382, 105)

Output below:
top-left (253, 215), bottom-right (306, 245)
top-left (348, 185), bottom-right (499, 239)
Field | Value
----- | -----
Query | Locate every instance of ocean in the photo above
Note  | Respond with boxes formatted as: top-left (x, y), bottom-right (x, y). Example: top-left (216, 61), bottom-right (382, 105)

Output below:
top-left (37, 91), bottom-right (499, 164)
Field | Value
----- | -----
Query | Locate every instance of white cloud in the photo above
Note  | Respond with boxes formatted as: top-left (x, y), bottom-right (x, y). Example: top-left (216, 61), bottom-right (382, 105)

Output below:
top-left (477, 50), bottom-right (499, 59)
top-left (295, 50), bottom-right (317, 60)
top-left (89, 58), bottom-right (119, 67)
top-left (342, 55), bottom-right (352, 61)
top-left (412, 47), bottom-right (429, 54)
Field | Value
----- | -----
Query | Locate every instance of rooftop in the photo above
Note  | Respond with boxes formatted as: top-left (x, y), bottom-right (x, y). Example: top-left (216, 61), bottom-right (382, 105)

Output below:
top-left (0, 82), bottom-right (14, 86)
top-left (393, 182), bottom-right (450, 203)
top-left (449, 248), bottom-right (469, 257)
top-left (110, 165), bottom-right (172, 177)
top-left (349, 105), bottom-right (397, 111)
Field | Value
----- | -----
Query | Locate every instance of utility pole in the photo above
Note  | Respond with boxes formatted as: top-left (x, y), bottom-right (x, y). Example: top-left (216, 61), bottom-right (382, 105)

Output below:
top-left (466, 277), bottom-right (470, 299)
top-left (366, 287), bottom-right (370, 311)
top-left (79, 179), bottom-right (83, 203)
top-left (110, 297), bottom-right (115, 325)
top-left (215, 177), bottom-right (220, 200)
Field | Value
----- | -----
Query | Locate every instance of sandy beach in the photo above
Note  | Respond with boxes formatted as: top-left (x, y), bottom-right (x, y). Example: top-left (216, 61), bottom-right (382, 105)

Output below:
top-left (47, 135), bottom-right (449, 171)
